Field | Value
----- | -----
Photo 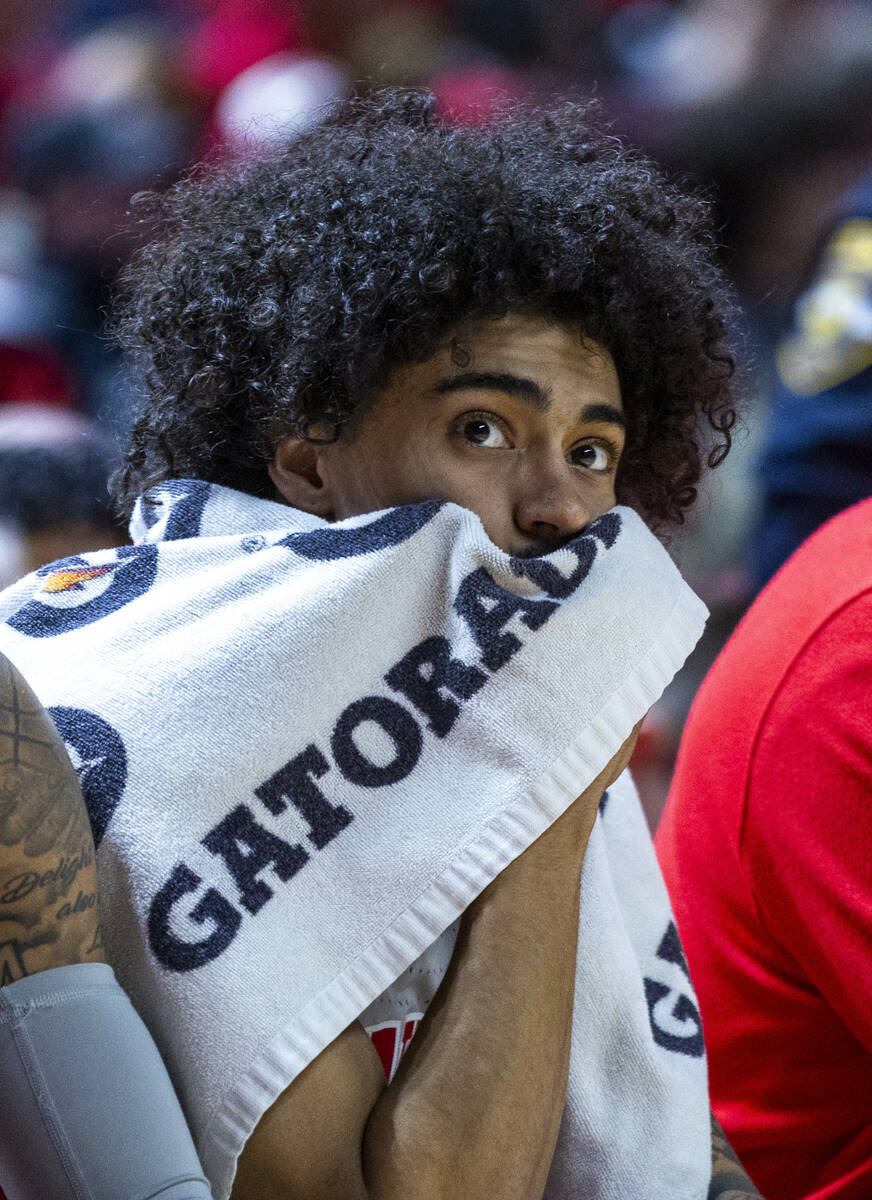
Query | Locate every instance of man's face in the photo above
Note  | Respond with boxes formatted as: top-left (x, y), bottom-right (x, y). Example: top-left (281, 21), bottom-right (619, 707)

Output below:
top-left (271, 313), bottom-right (625, 557)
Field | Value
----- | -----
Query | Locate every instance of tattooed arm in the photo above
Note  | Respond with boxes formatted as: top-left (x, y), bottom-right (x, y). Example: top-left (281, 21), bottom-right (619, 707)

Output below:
top-left (0, 653), bottom-right (216, 1198)
top-left (709, 1111), bottom-right (764, 1199)
top-left (0, 652), bottom-right (103, 982)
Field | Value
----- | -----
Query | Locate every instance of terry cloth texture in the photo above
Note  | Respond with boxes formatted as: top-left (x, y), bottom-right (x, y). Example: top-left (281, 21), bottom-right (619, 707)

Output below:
top-left (0, 481), bottom-right (710, 1200)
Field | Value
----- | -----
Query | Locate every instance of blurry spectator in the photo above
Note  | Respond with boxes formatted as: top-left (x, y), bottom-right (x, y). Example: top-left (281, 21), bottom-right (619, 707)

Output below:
top-left (0, 17), bottom-right (196, 434)
top-left (657, 497), bottom-right (872, 1200)
top-left (182, 0), bottom-right (306, 101)
top-left (8, 92), bottom-right (190, 274)
top-left (346, 5), bottom-right (458, 90)
top-left (0, 187), bottom-right (70, 360)
top-left (0, 183), bottom-right (84, 419)
top-left (0, 344), bottom-right (78, 410)
top-left (0, 404), bottom-right (124, 588)
top-left (750, 168), bottom-right (872, 588)
top-left (213, 52), bottom-right (348, 152)
top-left (41, 16), bottom-right (176, 111)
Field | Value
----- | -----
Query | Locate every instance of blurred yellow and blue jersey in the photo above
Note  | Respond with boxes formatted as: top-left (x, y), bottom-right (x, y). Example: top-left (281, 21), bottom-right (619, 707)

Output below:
top-left (753, 170), bottom-right (872, 588)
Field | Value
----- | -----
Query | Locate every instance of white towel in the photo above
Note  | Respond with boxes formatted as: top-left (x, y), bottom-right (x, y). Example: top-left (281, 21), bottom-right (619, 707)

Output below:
top-left (0, 480), bottom-right (711, 1199)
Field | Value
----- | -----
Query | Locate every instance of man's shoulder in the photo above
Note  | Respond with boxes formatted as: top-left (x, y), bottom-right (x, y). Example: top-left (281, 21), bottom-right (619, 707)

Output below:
top-left (772, 497), bottom-right (872, 606)
top-left (662, 499), bottom-right (872, 842)
top-left (704, 498), bottom-right (872, 712)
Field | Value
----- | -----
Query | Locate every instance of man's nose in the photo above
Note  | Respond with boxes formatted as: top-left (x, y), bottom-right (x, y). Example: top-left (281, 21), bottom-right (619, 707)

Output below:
top-left (513, 459), bottom-right (593, 547)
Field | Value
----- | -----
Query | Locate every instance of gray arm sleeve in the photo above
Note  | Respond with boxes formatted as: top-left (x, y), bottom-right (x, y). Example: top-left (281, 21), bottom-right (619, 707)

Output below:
top-left (0, 962), bottom-right (213, 1200)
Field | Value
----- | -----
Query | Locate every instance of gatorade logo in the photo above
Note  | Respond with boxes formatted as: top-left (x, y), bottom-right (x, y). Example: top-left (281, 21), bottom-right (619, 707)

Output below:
top-left (7, 546), bottom-right (158, 637)
top-left (138, 479), bottom-right (211, 542)
top-left (49, 707), bottom-right (127, 848)
top-left (277, 501), bottom-right (443, 561)
top-left (643, 921), bottom-right (704, 1058)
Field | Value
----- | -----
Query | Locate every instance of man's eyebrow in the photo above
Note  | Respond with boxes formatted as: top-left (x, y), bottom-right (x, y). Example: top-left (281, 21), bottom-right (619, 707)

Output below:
top-left (432, 375), bottom-right (626, 431)
top-left (579, 403), bottom-right (626, 430)
top-left (433, 371), bottom-right (551, 411)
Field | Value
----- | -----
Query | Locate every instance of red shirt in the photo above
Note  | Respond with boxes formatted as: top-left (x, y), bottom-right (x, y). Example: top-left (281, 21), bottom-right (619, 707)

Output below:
top-left (657, 499), bottom-right (872, 1200)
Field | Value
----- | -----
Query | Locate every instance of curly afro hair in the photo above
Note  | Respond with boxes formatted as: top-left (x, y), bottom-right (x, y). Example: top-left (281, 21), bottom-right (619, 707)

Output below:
top-left (111, 89), bottom-right (741, 526)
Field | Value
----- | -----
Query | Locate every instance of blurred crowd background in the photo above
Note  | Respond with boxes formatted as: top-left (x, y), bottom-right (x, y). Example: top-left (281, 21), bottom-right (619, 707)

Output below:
top-left (1, 0), bottom-right (871, 825)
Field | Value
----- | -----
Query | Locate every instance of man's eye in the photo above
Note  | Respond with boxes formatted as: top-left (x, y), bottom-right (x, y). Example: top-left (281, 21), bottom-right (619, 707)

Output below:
top-left (461, 418), bottom-right (509, 448)
top-left (570, 443), bottom-right (612, 471)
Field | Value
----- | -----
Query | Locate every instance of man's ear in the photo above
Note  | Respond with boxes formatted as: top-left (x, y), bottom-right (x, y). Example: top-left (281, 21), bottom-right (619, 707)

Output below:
top-left (269, 437), bottom-right (335, 518)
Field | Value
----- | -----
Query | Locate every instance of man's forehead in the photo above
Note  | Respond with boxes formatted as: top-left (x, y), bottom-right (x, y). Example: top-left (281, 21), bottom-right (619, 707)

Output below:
top-left (371, 312), bottom-right (623, 424)
top-left (429, 318), bottom-right (621, 406)
top-left (435, 316), bottom-right (616, 379)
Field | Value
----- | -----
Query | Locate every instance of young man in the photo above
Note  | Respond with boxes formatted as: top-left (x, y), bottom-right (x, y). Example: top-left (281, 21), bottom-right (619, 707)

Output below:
top-left (0, 92), bottom-right (759, 1199)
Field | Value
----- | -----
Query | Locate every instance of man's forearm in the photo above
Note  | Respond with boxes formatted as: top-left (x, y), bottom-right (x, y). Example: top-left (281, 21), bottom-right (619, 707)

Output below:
top-left (234, 742), bottom-right (638, 1200)
top-left (362, 795), bottom-right (596, 1200)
